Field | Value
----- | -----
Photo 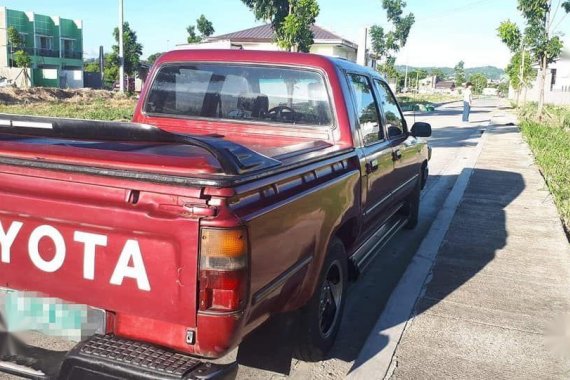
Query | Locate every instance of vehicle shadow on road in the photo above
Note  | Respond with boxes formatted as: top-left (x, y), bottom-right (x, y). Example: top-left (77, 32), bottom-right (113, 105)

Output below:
top-left (237, 167), bottom-right (523, 376)
top-left (349, 166), bottom-right (525, 374)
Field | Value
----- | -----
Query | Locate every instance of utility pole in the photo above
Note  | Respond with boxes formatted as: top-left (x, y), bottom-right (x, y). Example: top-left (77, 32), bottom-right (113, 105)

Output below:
top-left (404, 64), bottom-right (409, 92)
top-left (119, 0), bottom-right (125, 93)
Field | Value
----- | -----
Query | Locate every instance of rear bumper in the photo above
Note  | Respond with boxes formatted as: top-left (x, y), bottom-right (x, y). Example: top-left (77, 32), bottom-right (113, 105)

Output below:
top-left (0, 334), bottom-right (237, 380)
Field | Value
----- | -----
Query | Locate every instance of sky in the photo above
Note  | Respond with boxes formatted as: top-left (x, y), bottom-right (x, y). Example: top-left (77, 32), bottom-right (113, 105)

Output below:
top-left (1, 0), bottom-right (569, 69)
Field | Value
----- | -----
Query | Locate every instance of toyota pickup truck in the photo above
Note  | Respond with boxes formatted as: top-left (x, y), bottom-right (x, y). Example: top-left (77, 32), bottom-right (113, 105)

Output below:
top-left (0, 50), bottom-right (431, 379)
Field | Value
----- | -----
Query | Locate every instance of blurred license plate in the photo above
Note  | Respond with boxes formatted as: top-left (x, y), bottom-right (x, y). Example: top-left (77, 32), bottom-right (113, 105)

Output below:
top-left (0, 288), bottom-right (105, 342)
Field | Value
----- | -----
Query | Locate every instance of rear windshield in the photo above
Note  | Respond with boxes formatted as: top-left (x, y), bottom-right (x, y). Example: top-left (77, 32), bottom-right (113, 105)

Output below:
top-left (144, 64), bottom-right (332, 127)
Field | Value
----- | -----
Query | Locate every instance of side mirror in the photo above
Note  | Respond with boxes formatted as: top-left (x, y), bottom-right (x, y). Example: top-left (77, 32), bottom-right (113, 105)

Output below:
top-left (411, 122), bottom-right (432, 137)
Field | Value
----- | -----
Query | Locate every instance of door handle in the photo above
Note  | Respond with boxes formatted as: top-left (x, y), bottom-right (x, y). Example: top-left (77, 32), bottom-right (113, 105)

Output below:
top-left (366, 159), bottom-right (379, 174)
top-left (393, 149), bottom-right (402, 161)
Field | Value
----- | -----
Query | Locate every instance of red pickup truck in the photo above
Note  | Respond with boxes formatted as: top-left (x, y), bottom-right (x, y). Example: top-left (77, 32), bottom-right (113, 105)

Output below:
top-left (0, 50), bottom-right (431, 379)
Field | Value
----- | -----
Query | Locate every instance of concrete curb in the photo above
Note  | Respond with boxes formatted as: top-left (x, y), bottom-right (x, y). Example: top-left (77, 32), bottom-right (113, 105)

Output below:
top-left (347, 125), bottom-right (490, 380)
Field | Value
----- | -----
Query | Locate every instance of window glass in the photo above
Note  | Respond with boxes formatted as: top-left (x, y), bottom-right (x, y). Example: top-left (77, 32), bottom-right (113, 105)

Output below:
top-left (145, 64), bottom-right (332, 127)
top-left (375, 80), bottom-right (405, 138)
top-left (348, 74), bottom-right (383, 145)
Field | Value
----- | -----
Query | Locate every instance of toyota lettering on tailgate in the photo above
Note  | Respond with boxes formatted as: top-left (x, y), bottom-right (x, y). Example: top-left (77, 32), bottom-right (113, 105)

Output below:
top-left (0, 220), bottom-right (151, 291)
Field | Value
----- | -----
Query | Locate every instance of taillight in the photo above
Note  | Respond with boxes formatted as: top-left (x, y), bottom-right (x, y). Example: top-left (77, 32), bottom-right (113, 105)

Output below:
top-left (198, 228), bottom-right (248, 312)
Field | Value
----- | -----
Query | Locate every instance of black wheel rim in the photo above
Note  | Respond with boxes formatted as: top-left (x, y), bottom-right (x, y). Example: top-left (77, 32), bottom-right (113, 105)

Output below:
top-left (318, 260), bottom-right (344, 339)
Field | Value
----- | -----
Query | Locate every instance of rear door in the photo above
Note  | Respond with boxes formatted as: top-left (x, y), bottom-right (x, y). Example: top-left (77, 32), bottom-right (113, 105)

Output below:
top-left (373, 79), bottom-right (421, 198)
top-left (346, 73), bottom-right (395, 232)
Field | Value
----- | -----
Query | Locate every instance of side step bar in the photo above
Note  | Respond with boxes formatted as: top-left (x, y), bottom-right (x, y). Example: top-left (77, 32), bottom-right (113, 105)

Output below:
top-left (350, 209), bottom-right (409, 276)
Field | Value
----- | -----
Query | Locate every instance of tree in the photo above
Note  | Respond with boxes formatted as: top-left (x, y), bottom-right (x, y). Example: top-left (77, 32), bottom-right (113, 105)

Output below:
top-left (454, 61), bottom-right (465, 86)
top-left (146, 52), bottom-right (163, 65)
top-left (7, 26), bottom-right (31, 87)
top-left (370, 0), bottom-right (415, 78)
top-left (430, 68), bottom-right (446, 81)
top-left (196, 15), bottom-right (215, 38)
top-left (279, 0), bottom-right (319, 52)
top-left (468, 73), bottom-right (488, 95)
top-left (109, 22), bottom-right (143, 79)
top-left (84, 61), bottom-right (100, 73)
top-left (241, 0), bottom-right (320, 52)
top-left (507, 0), bottom-right (570, 115)
top-left (498, 20), bottom-right (528, 105)
top-left (187, 15), bottom-right (215, 43)
top-left (505, 50), bottom-right (537, 101)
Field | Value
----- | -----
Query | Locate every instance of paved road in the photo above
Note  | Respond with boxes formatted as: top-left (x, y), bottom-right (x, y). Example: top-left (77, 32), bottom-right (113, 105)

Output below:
top-left (234, 98), bottom-right (505, 379)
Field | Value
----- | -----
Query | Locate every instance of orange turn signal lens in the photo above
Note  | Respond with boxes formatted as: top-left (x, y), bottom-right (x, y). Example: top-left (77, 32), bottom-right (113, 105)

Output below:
top-left (199, 228), bottom-right (248, 270)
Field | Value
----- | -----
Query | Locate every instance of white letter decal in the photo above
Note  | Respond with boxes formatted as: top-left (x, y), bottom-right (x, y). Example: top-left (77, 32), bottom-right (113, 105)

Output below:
top-left (0, 220), bottom-right (23, 263)
top-left (74, 231), bottom-right (108, 280)
top-left (110, 240), bottom-right (150, 291)
top-left (29, 225), bottom-right (66, 272)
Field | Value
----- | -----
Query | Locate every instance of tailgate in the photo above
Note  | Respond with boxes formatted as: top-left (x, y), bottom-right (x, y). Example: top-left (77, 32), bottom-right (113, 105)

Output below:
top-left (0, 169), bottom-right (201, 327)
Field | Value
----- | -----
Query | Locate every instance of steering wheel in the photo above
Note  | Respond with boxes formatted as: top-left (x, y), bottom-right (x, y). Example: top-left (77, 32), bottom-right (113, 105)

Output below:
top-left (267, 105), bottom-right (296, 122)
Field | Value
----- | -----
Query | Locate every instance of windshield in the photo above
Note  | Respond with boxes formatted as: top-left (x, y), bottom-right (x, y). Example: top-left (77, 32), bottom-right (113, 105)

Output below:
top-left (144, 64), bottom-right (333, 127)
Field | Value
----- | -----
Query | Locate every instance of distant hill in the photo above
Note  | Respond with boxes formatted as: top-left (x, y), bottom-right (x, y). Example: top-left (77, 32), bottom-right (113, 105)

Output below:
top-left (395, 65), bottom-right (505, 81)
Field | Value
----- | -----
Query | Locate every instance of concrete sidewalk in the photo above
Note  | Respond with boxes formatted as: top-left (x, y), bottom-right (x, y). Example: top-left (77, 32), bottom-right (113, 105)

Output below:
top-left (354, 121), bottom-right (570, 379)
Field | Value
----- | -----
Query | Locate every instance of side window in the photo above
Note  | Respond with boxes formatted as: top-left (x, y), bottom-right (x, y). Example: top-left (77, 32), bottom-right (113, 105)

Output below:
top-left (374, 80), bottom-right (405, 138)
top-left (348, 74), bottom-right (384, 145)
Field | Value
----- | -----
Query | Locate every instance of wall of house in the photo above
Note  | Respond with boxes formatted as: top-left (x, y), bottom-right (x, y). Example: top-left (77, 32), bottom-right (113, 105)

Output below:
top-left (509, 49), bottom-right (570, 105)
top-left (60, 68), bottom-right (83, 88)
top-left (0, 67), bottom-right (30, 87)
top-left (0, 7), bottom-right (7, 68)
top-left (1, 8), bottom-right (83, 87)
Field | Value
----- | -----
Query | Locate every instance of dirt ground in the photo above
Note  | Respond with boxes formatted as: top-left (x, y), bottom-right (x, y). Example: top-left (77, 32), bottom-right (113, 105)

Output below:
top-left (0, 87), bottom-right (129, 105)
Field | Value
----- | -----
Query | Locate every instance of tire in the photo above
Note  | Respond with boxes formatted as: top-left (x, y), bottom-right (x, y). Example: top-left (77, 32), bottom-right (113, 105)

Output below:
top-left (421, 164), bottom-right (429, 190)
top-left (296, 238), bottom-right (347, 362)
top-left (404, 172), bottom-right (422, 229)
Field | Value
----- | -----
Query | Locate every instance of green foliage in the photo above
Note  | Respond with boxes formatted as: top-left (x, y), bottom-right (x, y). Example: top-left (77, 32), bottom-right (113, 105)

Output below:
top-left (279, 0), bottom-right (319, 52)
top-left (370, 0), bottom-right (415, 78)
top-left (186, 26), bottom-right (201, 43)
top-left (187, 15), bottom-right (215, 43)
top-left (519, 104), bottom-right (570, 230)
top-left (454, 60), bottom-right (465, 86)
top-left (515, 0), bottom-right (569, 66)
top-left (497, 20), bottom-right (522, 53)
top-left (505, 50), bottom-right (536, 91)
top-left (468, 73), bottom-right (488, 94)
top-left (429, 68), bottom-right (446, 80)
top-left (84, 61), bottom-right (100, 73)
top-left (103, 53), bottom-right (119, 87)
top-left (241, 0), bottom-right (290, 31)
top-left (7, 26), bottom-right (31, 71)
top-left (500, 0), bottom-right (569, 113)
top-left (0, 96), bottom-right (137, 122)
top-left (7, 26), bottom-right (24, 48)
top-left (146, 52), bottom-right (163, 65)
top-left (13, 50), bottom-right (31, 69)
top-left (109, 22), bottom-right (143, 77)
top-left (196, 15), bottom-right (215, 38)
top-left (241, 0), bottom-right (319, 52)
top-left (497, 81), bottom-right (510, 97)
top-left (395, 65), bottom-right (505, 80)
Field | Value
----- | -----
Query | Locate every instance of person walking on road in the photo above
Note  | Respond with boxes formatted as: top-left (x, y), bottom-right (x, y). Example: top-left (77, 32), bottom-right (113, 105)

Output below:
top-left (462, 82), bottom-right (473, 123)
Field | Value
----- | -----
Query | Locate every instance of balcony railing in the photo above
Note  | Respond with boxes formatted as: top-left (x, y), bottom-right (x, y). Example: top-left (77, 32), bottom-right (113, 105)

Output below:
top-left (8, 46), bottom-right (82, 60)
top-left (62, 50), bottom-right (82, 60)
top-left (35, 48), bottom-right (60, 58)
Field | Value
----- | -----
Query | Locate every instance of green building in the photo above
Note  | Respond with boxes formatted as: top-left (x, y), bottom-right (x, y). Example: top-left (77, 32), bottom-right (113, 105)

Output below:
top-left (0, 7), bottom-right (84, 87)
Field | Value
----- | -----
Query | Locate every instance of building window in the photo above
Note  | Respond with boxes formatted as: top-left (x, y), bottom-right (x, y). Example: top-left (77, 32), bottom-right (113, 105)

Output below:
top-left (36, 35), bottom-right (52, 50)
top-left (550, 69), bottom-right (557, 91)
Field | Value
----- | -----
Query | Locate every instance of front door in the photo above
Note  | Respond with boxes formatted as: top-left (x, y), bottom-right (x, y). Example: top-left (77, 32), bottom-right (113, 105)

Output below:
top-left (374, 79), bottom-right (421, 198)
top-left (346, 73), bottom-right (396, 232)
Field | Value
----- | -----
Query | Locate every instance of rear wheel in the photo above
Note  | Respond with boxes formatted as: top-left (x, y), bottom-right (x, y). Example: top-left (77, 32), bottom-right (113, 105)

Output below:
top-left (296, 238), bottom-right (347, 362)
top-left (404, 172), bottom-right (422, 229)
